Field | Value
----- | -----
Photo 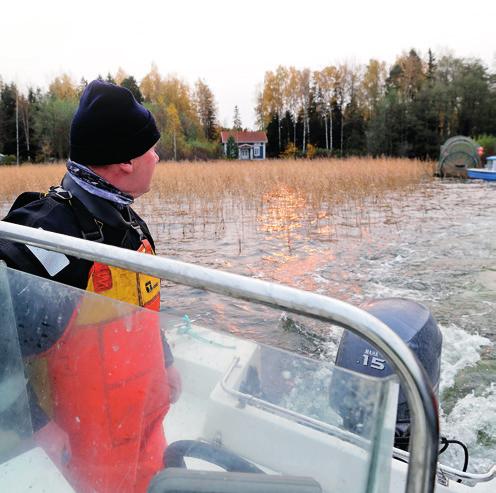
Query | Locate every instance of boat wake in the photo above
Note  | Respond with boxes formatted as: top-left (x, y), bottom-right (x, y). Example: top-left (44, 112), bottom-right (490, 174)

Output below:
top-left (439, 324), bottom-right (491, 394)
top-left (438, 324), bottom-right (494, 473)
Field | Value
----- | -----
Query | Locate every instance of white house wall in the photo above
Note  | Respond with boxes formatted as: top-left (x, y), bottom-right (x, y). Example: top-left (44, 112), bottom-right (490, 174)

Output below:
top-left (221, 138), bottom-right (267, 160)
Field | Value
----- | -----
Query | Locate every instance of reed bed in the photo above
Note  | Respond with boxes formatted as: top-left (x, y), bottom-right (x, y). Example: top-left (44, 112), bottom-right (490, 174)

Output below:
top-left (0, 163), bottom-right (66, 198)
top-left (0, 159), bottom-right (434, 231)
top-left (150, 157), bottom-right (434, 206)
top-left (148, 157), bottom-right (434, 249)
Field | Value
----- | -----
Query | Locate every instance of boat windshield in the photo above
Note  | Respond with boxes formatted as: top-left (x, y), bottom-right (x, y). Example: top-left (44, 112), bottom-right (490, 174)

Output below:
top-left (0, 264), bottom-right (398, 493)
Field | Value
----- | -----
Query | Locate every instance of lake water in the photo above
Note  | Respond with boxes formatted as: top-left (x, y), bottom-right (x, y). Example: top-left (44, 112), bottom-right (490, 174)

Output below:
top-left (1, 176), bottom-right (494, 474)
top-left (137, 178), bottom-right (496, 474)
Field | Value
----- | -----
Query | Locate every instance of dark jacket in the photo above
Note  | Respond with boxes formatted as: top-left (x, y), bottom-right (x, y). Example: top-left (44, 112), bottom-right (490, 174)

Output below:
top-left (0, 174), bottom-right (154, 289)
top-left (0, 174), bottom-right (172, 360)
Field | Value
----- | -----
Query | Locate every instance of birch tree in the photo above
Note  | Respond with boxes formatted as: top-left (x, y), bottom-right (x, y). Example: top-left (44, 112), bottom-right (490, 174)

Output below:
top-left (48, 74), bottom-right (77, 100)
top-left (259, 66), bottom-right (288, 152)
top-left (18, 94), bottom-right (31, 160)
top-left (114, 67), bottom-right (128, 85)
top-left (334, 64), bottom-right (352, 155)
top-left (298, 68), bottom-right (312, 151)
top-left (314, 66), bottom-right (338, 150)
top-left (140, 63), bottom-right (162, 102)
top-left (285, 66), bottom-right (301, 146)
top-left (361, 59), bottom-right (387, 120)
top-left (165, 103), bottom-right (182, 160)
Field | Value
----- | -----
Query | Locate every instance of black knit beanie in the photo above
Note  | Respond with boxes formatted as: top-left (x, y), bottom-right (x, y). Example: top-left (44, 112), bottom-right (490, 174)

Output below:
top-left (70, 80), bottom-right (160, 166)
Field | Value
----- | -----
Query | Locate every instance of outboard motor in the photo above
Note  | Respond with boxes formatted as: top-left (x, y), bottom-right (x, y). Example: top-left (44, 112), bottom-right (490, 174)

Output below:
top-left (333, 298), bottom-right (442, 450)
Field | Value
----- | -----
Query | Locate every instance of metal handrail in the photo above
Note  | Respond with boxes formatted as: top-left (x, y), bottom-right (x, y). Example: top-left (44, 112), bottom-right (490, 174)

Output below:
top-left (0, 221), bottom-right (439, 493)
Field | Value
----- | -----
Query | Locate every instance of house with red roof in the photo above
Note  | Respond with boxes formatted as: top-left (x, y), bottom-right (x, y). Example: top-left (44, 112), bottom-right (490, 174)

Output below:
top-left (220, 130), bottom-right (268, 160)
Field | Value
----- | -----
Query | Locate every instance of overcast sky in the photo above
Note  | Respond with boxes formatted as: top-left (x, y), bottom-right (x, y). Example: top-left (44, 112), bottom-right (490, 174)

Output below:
top-left (2, 0), bottom-right (495, 128)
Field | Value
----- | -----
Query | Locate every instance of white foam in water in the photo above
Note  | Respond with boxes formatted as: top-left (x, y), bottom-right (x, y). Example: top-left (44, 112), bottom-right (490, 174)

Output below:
top-left (438, 324), bottom-right (494, 473)
top-left (440, 384), bottom-right (496, 473)
top-left (320, 326), bottom-right (343, 362)
top-left (439, 324), bottom-right (491, 394)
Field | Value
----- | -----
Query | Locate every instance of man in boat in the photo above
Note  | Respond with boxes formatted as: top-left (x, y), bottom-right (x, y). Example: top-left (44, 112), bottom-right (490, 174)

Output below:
top-left (0, 80), bottom-right (181, 492)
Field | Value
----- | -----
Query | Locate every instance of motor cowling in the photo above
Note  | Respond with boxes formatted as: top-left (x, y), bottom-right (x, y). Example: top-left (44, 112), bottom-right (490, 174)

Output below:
top-left (333, 298), bottom-right (442, 450)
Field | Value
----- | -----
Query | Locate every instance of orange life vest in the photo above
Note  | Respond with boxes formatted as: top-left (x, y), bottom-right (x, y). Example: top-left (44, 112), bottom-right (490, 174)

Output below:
top-left (31, 239), bottom-right (170, 493)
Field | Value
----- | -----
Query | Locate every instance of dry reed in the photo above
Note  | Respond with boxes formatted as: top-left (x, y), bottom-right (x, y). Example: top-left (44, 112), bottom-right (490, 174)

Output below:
top-left (150, 157), bottom-right (434, 207)
top-left (0, 158), bottom-right (434, 247)
top-left (147, 157), bottom-right (434, 247)
top-left (0, 163), bottom-right (66, 198)
top-left (0, 157), bottom-right (434, 211)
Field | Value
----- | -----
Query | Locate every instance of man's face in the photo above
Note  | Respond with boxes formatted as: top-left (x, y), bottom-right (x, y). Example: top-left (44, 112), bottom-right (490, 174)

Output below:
top-left (128, 146), bottom-right (159, 198)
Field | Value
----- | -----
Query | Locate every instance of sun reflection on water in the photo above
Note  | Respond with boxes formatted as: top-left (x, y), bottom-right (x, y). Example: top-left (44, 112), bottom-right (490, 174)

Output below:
top-left (257, 185), bottom-right (307, 234)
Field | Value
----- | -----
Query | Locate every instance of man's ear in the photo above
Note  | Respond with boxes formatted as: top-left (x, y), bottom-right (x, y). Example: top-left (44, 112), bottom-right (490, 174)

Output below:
top-left (118, 161), bottom-right (133, 174)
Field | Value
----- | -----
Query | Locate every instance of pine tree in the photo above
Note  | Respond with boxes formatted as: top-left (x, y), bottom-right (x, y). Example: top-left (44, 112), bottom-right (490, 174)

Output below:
top-left (226, 135), bottom-right (238, 159)
top-left (426, 49), bottom-right (437, 82)
top-left (0, 83), bottom-right (19, 157)
top-left (106, 73), bottom-right (116, 84)
top-left (233, 106), bottom-right (242, 130)
top-left (120, 76), bottom-right (144, 103)
top-left (194, 79), bottom-right (218, 141)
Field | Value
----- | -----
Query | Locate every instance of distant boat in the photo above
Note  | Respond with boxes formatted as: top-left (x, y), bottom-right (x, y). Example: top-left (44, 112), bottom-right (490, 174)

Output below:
top-left (467, 168), bottom-right (496, 181)
top-left (437, 136), bottom-right (482, 178)
top-left (467, 155), bottom-right (496, 181)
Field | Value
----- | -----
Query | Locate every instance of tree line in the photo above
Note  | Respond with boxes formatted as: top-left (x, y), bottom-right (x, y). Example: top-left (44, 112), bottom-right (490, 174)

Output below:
top-left (1, 49), bottom-right (496, 163)
top-left (0, 65), bottom-right (222, 163)
top-left (257, 50), bottom-right (496, 159)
